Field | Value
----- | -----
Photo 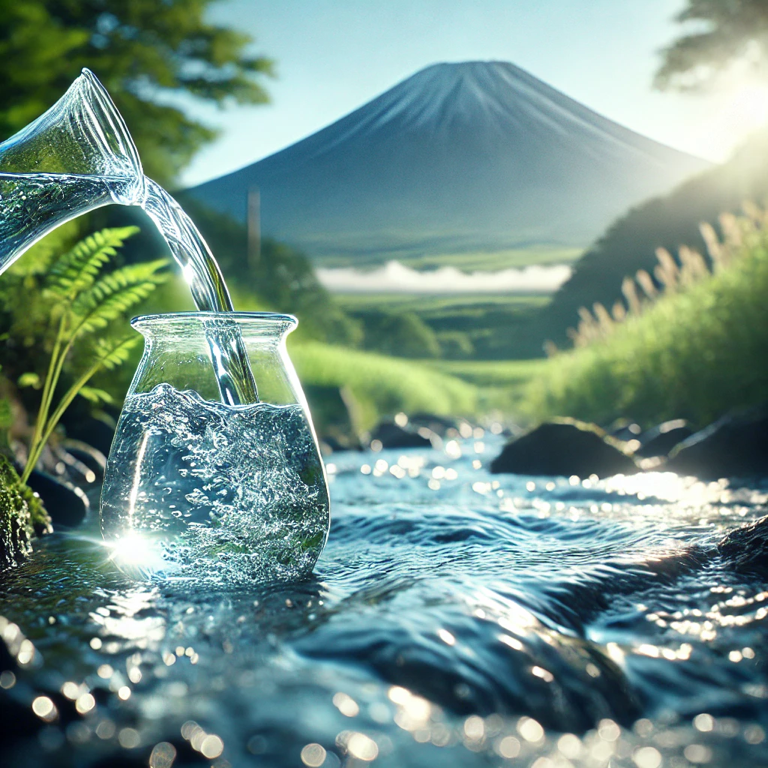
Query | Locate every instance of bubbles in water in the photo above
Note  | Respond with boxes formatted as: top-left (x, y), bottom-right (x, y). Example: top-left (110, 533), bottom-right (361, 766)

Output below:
top-left (100, 384), bottom-right (330, 585)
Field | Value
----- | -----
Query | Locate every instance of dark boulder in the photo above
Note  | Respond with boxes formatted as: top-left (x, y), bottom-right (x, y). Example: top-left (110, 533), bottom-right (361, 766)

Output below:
top-left (635, 419), bottom-right (693, 458)
top-left (490, 418), bottom-right (639, 478)
top-left (61, 440), bottom-right (107, 482)
top-left (609, 420), bottom-right (642, 443)
top-left (26, 471), bottom-right (89, 528)
top-left (369, 420), bottom-right (435, 450)
top-left (666, 409), bottom-right (768, 479)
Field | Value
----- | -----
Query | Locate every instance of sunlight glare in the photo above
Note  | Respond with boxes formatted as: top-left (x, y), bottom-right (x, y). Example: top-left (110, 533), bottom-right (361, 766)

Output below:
top-left (727, 81), bottom-right (768, 129)
top-left (105, 532), bottom-right (168, 578)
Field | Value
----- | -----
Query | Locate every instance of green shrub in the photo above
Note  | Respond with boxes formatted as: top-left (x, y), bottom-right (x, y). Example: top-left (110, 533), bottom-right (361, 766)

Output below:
top-left (357, 309), bottom-right (441, 359)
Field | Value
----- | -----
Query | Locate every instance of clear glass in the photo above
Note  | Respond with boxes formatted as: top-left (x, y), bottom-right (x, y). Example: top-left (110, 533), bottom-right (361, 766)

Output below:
top-left (100, 312), bottom-right (331, 585)
top-left (0, 68), bottom-right (145, 274)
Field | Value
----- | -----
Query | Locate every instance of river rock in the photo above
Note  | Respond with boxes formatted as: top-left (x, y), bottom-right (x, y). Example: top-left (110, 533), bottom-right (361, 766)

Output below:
top-left (62, 439), bottom-right (107, 482)
top-left (408, 412), bottom-right (461, 436)
top-left (635, 419), bottom-right (693, 458)
top-left (26, 471), bottom-right (88, 528)
top-left (666, 409), bottom-right (768, 479)
top-left (369, 420), bottom-right (435, 450)
top-left (609, 420), bottom-right (642, 443)
top-left (490, 418), bottom-right (639, 478)
top-left (0, 457), bottom-right (49, 569)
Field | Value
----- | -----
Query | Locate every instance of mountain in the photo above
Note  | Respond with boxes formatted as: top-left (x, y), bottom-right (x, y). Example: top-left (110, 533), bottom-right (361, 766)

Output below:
top-left (183, 61), bottom-right (709, 268)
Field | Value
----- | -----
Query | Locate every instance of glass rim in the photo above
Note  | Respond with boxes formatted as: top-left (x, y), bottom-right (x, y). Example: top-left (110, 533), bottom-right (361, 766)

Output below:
top-left (131, 311), bottom-right (299, 329)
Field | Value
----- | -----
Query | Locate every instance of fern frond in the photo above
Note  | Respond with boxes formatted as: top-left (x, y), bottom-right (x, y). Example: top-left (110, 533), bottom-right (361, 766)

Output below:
top-left (90, 335), bottom-right (143, 371)
top-left (46, 227), bottom-right (140, 299)
top-left (78, 386), bottom-right (116, 405)
top-left (7, 222), bottom-right (81, 279)
top-left (70, 259), bottom-right (169, 337)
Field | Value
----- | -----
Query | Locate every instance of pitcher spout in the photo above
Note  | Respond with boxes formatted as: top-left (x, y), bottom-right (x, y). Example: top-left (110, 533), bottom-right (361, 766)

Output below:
top-left (0, 69), bottom-right (145, 274)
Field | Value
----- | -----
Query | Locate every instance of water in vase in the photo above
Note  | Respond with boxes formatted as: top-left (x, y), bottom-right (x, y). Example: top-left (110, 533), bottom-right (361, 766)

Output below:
top-left (101, 384), bottom-right (329, 584)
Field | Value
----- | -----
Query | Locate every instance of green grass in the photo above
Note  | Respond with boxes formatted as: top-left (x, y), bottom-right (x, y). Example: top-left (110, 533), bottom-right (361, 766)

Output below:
top-left (424, 358), bottom-right (548, 419)
top-left (426, 358), bottom-right (549, 387)
top-left (525, 229), bottom-right (768, 428)
top-left (290, 341), bottom-right (478, 430)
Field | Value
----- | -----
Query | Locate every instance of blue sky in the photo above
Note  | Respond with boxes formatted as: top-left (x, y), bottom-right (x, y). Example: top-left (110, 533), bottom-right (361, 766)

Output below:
top-left (180, 0), bottom-right (766, 186)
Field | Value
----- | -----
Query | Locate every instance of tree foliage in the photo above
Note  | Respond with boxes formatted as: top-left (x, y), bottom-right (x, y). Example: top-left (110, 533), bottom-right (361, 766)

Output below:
top-left (655, 0), bottom-right (768, 90)
top-left (0, 0), bottom-right (273, 182)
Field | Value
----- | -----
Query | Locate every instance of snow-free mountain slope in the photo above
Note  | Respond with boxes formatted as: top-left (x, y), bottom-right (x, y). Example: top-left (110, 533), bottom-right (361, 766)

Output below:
top-left (185, 61), bottom-right (709, 267)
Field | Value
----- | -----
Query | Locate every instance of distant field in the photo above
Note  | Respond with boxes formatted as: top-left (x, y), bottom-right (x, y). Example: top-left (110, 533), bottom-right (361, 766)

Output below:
top-left (338, 292), bottom-right (551, 359)
top-left (335, 292), bottom-right (550, 311)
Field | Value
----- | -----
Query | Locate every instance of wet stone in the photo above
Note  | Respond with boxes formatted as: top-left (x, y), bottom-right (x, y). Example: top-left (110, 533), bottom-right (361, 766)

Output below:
top-left (369, 420), bottom-right (435, 449)
top-left (666, 408), bottom-right (768, 478)
top-left (490, 418), bottom-right (639, 478)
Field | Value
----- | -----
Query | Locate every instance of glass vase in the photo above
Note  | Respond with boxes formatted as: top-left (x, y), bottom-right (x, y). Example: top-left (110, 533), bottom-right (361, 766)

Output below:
top-left (100, 312), bottom-right (330, 585)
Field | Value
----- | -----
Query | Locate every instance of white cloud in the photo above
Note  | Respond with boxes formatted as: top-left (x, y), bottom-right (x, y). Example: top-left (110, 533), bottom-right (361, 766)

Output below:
top-left (316, 260), bottom-right (572, 294)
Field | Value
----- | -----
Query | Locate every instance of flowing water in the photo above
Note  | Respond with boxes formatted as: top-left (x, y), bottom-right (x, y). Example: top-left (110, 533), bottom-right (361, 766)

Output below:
top-left (1, 433), bottom-right (768, 766)
top-left (100, 384), bottom-right (329, 583)
top-left (0, 172), bottom-right (258, 405)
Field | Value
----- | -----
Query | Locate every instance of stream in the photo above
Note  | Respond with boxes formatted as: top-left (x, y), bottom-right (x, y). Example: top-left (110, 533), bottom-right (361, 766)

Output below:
top-left (1, 432), bottom-right (767, 767)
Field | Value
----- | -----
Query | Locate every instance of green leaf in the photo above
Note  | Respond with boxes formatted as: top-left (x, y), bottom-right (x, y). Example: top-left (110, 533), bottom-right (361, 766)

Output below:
top-left (0, 400), bottom-right (12, 431)
top-left (46, 227), bottom-right (141, 300)
top-left (90, 335), bottom-right (143, 371)
top-left (17, 372), bottom-right (41, 389)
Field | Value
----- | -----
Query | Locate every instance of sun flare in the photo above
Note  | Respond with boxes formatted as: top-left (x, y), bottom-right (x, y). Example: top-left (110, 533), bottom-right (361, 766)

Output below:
top-left (726, 81), bottom-right (768, 129)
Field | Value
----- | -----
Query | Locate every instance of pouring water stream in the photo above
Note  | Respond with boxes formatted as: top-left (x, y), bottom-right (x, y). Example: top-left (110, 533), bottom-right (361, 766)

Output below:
top-left (0, 69), bottom-right (259, 405)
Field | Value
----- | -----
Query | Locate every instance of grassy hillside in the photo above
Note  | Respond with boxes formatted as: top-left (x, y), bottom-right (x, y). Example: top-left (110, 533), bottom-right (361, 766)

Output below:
top-left (535, 129), bottom-right (768, 347)
top-left (526, 214), bottom-right (768, 428)
top-left (290, 341), bottom-right (478, 430)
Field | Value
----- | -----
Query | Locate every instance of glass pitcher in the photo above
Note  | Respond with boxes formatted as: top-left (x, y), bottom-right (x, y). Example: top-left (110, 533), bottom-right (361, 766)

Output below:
top-left (0, 68), bottom-right (145, 274)
top-left (100, 312), bottom-right (331, 585)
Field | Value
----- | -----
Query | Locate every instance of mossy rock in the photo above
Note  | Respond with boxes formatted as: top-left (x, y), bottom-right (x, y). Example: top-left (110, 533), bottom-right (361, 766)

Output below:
top-left (0, 457), bottom-right (50, 569)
